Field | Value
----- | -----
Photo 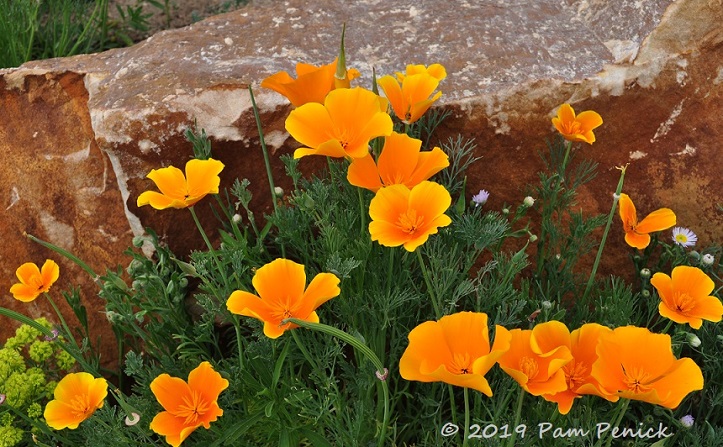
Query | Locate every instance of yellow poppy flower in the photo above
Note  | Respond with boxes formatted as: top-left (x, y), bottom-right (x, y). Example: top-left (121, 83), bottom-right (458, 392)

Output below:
top-left (378, 68), bottom-right (444, 124)
top-left (10, 259), bottom-right (59, 302)
top-left (44, 372), bottom-right (108, 430)
top-left (497, 321), bottom-right (573, 396)
top-left (651, 266), bottom-right (723, 329)
top-left (150, 361), bottom-right (229, 447)
top-left (551, 104), bottom-right (603, 144)
top-left (618, 193), bottom-right (676, 249)
top-left (400, 311), bottom-right (511, 395)
top-left (227, 259), bottom-right (341, 339)
top-left (368, 181), bottom-right (452, 252)
top-left (395, 63), bottom-right (447, 82)
top-left (347, 132), bottom-right (449, 192)
top-left (537, 323), bottom-right (619, 414)
top-left (591, 326), bottom-right (703, 408)
top-left (286, 87), bottom-right (393, 159)
top-left (261, 58), bottom-right (360, 107)
top-left (136, 159), bottom-right (225, 210)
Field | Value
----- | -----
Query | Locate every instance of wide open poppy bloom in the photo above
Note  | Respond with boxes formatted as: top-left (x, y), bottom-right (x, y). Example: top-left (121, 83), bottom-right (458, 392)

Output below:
top-left (497, 321), bottom-right (573, 396)
top-left (10, 259), bottom-right (60, 302)
top-left (592, 326), bottom-right (703, 408)
top-left (44, 372), bottom-right (108, 430)
top-left (399, 312), bottom-right (511, 395)
top-left (347, 132), bottom-right (449, 192)
top-left (286, 87), bottom-right (393, 159)
top-left (137, 159), bottom-right (225, 210)
top-left (537, 323), bottom-right (619, 414)
top-left (651, 266), bottom-right (723, 329)
top-left (378, 64), bottom-right (446, 124)
top-left (227, 259), bottom-right (341, 339)
top-left (551, 103), bottom-right (603, 144)
top-left (261, 58), bottom-right (361, 107)
top-left (618, 193), bottom-right (676, 249)
top-left (150, 361), bottom-right (229, 447)
top-left (369, 181), bottom-right (452, 252)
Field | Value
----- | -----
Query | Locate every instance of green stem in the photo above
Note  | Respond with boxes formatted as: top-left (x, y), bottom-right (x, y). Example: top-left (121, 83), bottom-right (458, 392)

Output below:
top-left (462, 387), bottom-right (470, 447)
top-left (597, 398), bottom-right (631, 447)
top-left (5, 403), bottom-right (73, 446)
top-left (358, 187), bottom-right (367, 236)
top-left (581, 165), bottom-right (627, 303)
top-left (506, 388), bottom-right (525, 447)
top-left (25, 233), bottom-right (98, 281)
top-left (560, 140), bottom-right (572, 177)
top-left (284, 319), bottom-right (390, 447)
top-left (188, 206), bottom-right (229, 289)
top-left (416, 249), bottom-right (441, 318)
top-left (231, 315), bottom-right (246, 370)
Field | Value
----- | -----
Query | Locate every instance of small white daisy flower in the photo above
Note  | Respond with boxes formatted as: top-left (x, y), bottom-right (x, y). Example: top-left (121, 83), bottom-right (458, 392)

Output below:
top-left (680, 414), bottom-right (695, 428)
top-left (672, 227), bottom-right (697, 248)
top-left (472, 190), bottom-right (490, 207)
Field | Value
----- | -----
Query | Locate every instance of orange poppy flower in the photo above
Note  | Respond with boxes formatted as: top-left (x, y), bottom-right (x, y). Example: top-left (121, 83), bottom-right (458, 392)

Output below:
top-left (44, 372), bottom-right (108, 430)
top-left (551, 104), bottom-right (603, 144)
top-left (591, 326), bottom-right (703, 408)
top-left (347, 132), bottom-right (449, 192)
top-left (368, 181), bottom-right (452, 252)
top-left (378, 64), bottom-right (446, 124)
top-left (150, 361), bottom-right (228, 447)
top-left (10, 259), bottom-right (60, 302)
top-left (536, 323), bottom-right (619, 414)
top-left (497, 321), bottom-right (573, 396)
top-left (226, 259), bottom-right (341, 339)
top-left (399, 311), bottom-right (511, 395)
top-left (618, 193), bottom-right (676, 249)
top-left (286, 87), bottom-right (393, 159)
top-left (261, 58), bottom-right (361, 107)
top-left (137, 159), bottom-right (225, 210)
top-left (651, 266), bottom-right (723, 329)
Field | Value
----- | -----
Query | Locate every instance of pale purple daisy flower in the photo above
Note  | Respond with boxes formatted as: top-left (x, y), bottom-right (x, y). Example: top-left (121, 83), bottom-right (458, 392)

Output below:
top-left (472, 190), bottom-right (490, 207)
top-left (672, 227), bottom-right (697, 248)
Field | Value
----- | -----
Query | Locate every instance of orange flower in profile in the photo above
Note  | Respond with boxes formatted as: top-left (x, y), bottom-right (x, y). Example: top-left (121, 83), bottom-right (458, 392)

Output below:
top-left (592, 326), bottom-right (703, 408)
top-left (497, 321), bottom-right (573, 396)
top-left (44, 372), bottom-right (108, 430)
top-left (369, 181), bottom-right (452, 252)
top-left (536, 323), bottom-right (619, 414)
top-left (10, 259), bottom-right (59, 302)
top-left (618, 193), bottom-right (676, 249)
top-left (286, 87), bottom-right (393, 159)
top-left (378, 63), bottom-right (446, 124)
top-left (399, 312), bottom-right (511, 395)
top-left (150, 361), bottom-right (229, 447)
top-left (260, 58), bottom-right (361, 107)
top-left (227, 259), bottom-right (341, 339)
top-left (651, 266), bottom-right (723, 329)
top-left (137, 159), bottom-right (225, 210)
top-left (347, 132), bottom-right (449, 192)
top-left (551, 103), bottom-right (603, 144)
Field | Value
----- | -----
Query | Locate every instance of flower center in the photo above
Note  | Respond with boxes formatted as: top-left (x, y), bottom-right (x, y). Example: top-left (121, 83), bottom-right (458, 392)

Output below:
top-left (30, 276), bottom-right (45, 291)
top-left (69, 395), bottom-right (93, 420)
top-left (562, 120), bottom-right (582, 135)
top-left (176, 390), bottom-right (210, 426)
top-left (621, 364), bottom-right (653, 394)
top-left (563, 360), bottom-right (589, 390)
top-left (397, 210), bottom-right (424, 234)
top-left (519, 356), bottom-right (539, 380)
top-left (447, 352), bottom-right (473, 375)
top-left (672, 292), bottom-right (694, 314)
top-left (674, 234), bottom-right (688, 243)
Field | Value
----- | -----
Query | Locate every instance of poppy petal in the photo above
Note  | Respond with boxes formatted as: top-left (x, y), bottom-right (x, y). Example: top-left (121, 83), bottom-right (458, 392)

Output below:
top-left (405, 147), bottom-right (450, 187)
top-left (252, 259), bottom-right (307, 307)
top-left (625, 231), bottom-right (651, 250)
top-left (377, 133), bottom-right (421, 185)
top-left (635, 208), bottom-right (676, 234)
top-left (286, 103), bottom-right (335, 150)
top-left (40, 260), bottom-right (60, 288)
top-left (576, 110), bottom-right (603, 132)
top-left (150, 374), bottom-right (192, 413)
top-left (185, 159), bottom-right (224, 200)
top-left (378, 75), bottom-right (404, 120)
top-left (300, 272), bottom-right (341, 312)
top-left (188, 362), bottom-right (229, 413)
top-left (347, 154), bottom-right (383, 192)
top-left (146, 166), bottom-right (188, 199)
top-left (150, 411), bottom-right (191, 447)
top-left (137, 191), bottom-right (187, 210)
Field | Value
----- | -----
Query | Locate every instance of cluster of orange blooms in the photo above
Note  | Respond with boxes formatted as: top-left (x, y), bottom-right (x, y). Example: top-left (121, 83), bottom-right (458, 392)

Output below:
top-left (5, 44), bottom-right (722, 447)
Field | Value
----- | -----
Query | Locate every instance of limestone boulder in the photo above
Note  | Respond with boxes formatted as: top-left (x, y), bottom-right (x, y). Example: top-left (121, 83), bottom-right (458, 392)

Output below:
top-left (1, 0), bottom-right (721, 364)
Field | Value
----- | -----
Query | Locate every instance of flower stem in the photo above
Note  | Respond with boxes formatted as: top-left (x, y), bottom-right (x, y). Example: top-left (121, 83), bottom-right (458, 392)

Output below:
top-left (25, 233), bottom-right (98, 281)
top-left (597, 398), bottom-right (631, 447)
top-left (5, 402), bottom-right (73, 446)
top-left (462, 387), bottom-right (470, 447)
top-left (581, 165), bottom-right (627, 303)
top-left (416, 249), bottom-right (442, 318)
top-left (188, 206), bottom-right (229, 289)
top-left (283, 319), bottom-right (390, 447)
top-left (506, 387), bottom-right (525, 447)
top-left (358, 187), bottom-right (367, 236)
